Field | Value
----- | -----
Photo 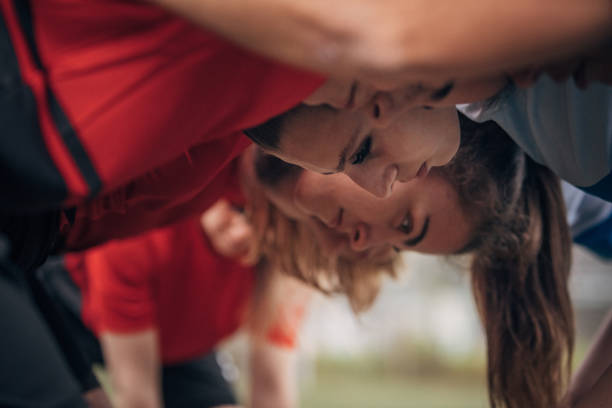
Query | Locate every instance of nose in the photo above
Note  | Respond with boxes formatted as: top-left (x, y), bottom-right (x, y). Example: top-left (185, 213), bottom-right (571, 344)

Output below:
top-left (347, 164), bottom-right (398, 198)
top-left (349, 223), bottom-right (372, 252)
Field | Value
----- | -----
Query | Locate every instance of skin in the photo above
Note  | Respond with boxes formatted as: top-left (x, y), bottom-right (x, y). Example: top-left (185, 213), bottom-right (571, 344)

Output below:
top-left (265, 74), bottom-right (506, 198)
top-left (82, 388), bottom-right (113, 408)
top-left (560, 311), bottom-right (612, 408)
top-left (200, 199), bottom-right (253, 263)
top-left (100, 330), bottom-right (163, 408)
top-left (269, 103), bottom-right (462, 198)
top-left (292, 168), bottom-right (474, 255)
top-left (303, 76), bottom-right (507, 111)
top-left (151, 0), bottom-right (612, 87)
top-left (245, 147), bottom-right (475, 256)
top-left (264, 53), bottom-right (611, 201)
top-left (97, 208), bottom-right (304, 408)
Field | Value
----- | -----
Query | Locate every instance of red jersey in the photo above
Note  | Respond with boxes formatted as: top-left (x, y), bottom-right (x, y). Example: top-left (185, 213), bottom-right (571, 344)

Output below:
top-left (1, 0), bottom-right (323, 217)
top-left (63, 155), bottom-right (247, 250)
top-left (64, 215), bottom-right (304, 363)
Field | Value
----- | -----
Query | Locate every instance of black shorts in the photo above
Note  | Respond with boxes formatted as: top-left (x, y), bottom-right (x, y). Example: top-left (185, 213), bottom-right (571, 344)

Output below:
top-left (0, 239), bottom-right (86, 408)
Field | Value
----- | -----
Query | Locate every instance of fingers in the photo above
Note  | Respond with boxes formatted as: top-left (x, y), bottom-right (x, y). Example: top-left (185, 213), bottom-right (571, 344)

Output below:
top-left (201, 199), bottom-right (254, 260)
top-left (510, 47), bottom-right (612, 90)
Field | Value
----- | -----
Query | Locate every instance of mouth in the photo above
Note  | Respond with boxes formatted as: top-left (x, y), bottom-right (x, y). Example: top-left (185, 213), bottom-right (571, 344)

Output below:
top-left (416, 162), bottom-right (430, 179)
top-left (328, 208), bottom-right (344, 229)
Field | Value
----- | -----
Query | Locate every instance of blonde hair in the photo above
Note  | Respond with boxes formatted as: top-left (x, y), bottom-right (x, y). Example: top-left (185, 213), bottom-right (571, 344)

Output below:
top-left (243, 182), bottom-right (399, 313)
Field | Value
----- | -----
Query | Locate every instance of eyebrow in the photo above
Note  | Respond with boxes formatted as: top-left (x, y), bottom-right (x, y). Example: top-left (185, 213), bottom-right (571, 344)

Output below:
top-left (330, 129), bottom-right (360, 174)
top-left (403, 217), bottom-right (430, 247)
top-left (429, 81), bottom-right (455, 101)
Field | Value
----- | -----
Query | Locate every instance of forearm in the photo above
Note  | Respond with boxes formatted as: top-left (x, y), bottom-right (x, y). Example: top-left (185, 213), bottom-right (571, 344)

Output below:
top-left (149, 0), bottom-right (611, 85)
top-left (249, 341), bottom-right (296, 408)
top-left (82, 388), bottom-right (113, 408)
top-left (564, 311), bottom-right (612, 406)
top-left (100, 330), bottom-right (163, 408)
top-left (573, 363), bottom-right (612, 408)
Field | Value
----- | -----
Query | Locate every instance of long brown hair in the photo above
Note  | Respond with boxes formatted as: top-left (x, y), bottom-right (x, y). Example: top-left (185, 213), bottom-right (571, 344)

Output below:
top-left (243, 112), bottom-right (574, 407)
top-left (442, 114), bottom-right (574, 408)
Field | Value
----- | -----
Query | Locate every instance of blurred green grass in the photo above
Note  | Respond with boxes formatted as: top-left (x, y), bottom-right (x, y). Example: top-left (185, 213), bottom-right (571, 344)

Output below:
top-left (297, 339), bottom-right (591, 408)
top-left (96, 338), bottom-right (591, 407)
top-left (299, 353), bottom-right (488, 408)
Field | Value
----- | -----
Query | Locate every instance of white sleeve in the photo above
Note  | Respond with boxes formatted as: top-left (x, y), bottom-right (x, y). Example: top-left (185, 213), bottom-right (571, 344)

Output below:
top-left (460, 79), bottom-right (612, 187)
top-left (562, 181), bottom-right (612, 238)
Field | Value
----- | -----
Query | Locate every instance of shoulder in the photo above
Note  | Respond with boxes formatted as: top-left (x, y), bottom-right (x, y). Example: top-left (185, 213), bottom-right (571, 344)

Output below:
top-left (466, 78), bottom-right (612, 187)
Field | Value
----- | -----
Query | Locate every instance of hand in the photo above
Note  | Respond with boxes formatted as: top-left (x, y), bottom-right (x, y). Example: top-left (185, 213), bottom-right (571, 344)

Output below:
top-left (511, 42), bottom-right (612, 89)
top-left (200, 199), bottom-right (254, 262)
top-left (83, 388), bottom-right (113, 408)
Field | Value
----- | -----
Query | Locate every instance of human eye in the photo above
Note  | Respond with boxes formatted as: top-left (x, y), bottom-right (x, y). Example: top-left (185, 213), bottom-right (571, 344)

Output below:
top-left (350, 136), bottom-right (372, 165)
top-left (397, 213), bottom-right (412, 234)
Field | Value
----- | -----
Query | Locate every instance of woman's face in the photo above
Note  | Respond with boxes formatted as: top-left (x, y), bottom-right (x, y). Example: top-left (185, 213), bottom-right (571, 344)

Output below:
top-left (265, 76), bottom-right (506, 198)
top-left (270, 104), bottom-right (461, 198)
top-left (256, 155), bottom-right (475, 256)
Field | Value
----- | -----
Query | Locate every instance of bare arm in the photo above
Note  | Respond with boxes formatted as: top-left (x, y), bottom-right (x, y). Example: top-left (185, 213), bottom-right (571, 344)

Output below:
top-left (149, 0), bottom-right (611, 86)
top-left (561, 311), bottom-right (612, 408)
top-left (82, 388), bottom-right (113, 408)
top-left (99, 329), bottom-right (163, 408)
top-left (573, 364), bottom-right (612, 408)
top-left (247, 269), bottom-right (313, 408)
top-left (249, 337), bottom-right (297, 408)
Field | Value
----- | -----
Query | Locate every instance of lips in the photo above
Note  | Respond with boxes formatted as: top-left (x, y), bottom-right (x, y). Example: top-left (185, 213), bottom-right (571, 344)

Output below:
top-left (328, 208), bottom-right (344, 229)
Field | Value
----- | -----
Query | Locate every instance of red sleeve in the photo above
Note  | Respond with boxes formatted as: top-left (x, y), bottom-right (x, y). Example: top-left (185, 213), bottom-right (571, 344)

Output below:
top-left (63, 152), bottom-right (246, 251)
top-left (64, 227), bottom-right (185, 334)
top-left (28, 0), bottom-right (324, 205)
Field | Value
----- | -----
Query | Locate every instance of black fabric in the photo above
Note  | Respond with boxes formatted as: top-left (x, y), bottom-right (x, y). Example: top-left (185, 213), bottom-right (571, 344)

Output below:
top-left (12, 0), bottom-right (42, 68)
top-left (580, 170), bottom-right (612, 203)
top-left (34, 258), bottom-right (102, 392)
top-left (39, 258), bottom-right (238, 407)
top-left (13, 0), bottom-right (103, 200)
top-left (35, 258), bottom-right (106, 368)
top-left (1, 1), bottom-right (102, 211)
top-left (162, 354), bottom-right (237, 408)
top-left (0, 210), bottom-right (61, 273)
top-left (0, 6), bottom-right (67, 210)
top-left (0, 239), bottom-right (87, 408)
top-left (47, 90), bottom-right (103, 198)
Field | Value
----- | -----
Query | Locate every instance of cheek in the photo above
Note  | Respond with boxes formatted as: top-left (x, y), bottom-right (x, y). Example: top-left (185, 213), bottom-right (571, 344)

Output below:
top-left (383, 113), bottom-right (452, 161)
top-left (305, 219), bottom-right (348, 256)
top-left (432, 110), bottom-right (460, 143)
top-left (428, 111), bottom-right (460, 165)
top-left (267, 190), bottom-right (307, 221)
top-left (293, 173), bottom-right (333, 215)
top-left (293, 178), bottom-right (314, 214)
